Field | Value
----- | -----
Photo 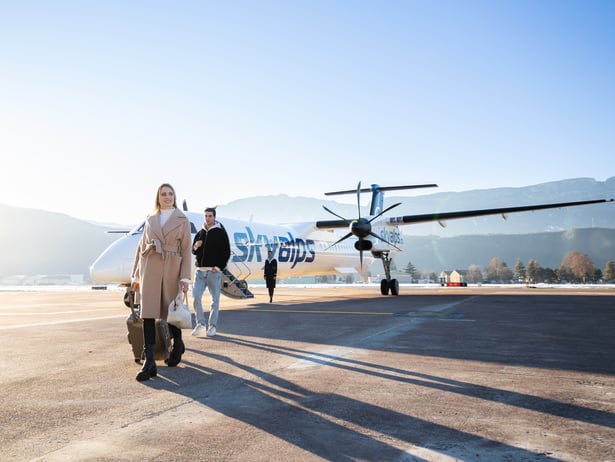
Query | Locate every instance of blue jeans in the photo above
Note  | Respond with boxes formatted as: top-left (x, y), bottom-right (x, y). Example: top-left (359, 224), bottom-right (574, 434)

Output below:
top-left (192, 269), bottom-right (222, 328)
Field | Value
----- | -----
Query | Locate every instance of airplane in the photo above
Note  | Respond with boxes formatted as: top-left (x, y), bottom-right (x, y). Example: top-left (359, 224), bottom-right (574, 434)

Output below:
top-left (89, 182), bottom-right (613, 304)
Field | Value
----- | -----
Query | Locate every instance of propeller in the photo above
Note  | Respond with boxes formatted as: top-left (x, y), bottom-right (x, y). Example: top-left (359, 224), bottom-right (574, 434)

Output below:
top-left (323, 182), bottom-right (403, 268)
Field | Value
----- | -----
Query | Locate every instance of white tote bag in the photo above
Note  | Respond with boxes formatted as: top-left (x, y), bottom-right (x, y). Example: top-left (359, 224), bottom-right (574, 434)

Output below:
top-left (167, 291), bottom-right (192, 329)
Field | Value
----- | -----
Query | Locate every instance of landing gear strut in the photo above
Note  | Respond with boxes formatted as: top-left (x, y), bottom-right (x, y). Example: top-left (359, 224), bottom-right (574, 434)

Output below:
top-left (377, 251), bottom-right (399, 296)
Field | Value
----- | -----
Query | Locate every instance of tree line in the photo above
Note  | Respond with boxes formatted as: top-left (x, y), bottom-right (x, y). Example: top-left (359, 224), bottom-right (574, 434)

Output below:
top-left (404, 250), bottom-right (615, 284)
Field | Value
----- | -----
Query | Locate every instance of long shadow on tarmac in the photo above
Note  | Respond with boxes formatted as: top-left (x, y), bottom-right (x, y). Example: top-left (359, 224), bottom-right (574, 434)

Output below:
top-left (143, 293), bottom-right (614, 460)
top-left (150, 350), bottom-right (564, 462)
top-left (216, 336), bottom-right (615, 430)
top-left (224, 294), bottom-right (615, 374)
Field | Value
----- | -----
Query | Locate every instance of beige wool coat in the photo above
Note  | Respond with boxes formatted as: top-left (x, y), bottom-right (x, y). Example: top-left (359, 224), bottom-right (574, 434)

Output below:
top-left (131, 208), bottom-right (192, 319)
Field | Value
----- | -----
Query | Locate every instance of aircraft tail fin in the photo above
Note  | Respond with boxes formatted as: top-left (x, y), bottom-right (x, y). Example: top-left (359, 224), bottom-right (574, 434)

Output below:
top-left (324, 183), bottom-right (438, 215)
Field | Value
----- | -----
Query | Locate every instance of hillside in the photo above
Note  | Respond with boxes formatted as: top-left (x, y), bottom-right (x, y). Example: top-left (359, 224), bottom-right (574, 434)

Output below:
top-left (219, 177), bottom-right (615, 236)
top-left (0, 204), bottom-right (118, 280)
top-left (388, 228), bottom-right (615, 275)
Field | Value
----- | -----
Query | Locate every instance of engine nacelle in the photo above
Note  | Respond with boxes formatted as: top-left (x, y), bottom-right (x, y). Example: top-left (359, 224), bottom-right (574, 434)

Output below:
top-left (355, 239), bottom-right (373, 251)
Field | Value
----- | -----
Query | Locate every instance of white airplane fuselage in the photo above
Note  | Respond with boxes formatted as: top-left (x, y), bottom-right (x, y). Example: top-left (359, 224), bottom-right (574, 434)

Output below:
top-left (89, 211), bottom-right (402, 285)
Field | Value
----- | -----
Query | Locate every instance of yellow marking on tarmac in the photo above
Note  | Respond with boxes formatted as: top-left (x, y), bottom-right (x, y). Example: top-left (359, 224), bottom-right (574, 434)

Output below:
top-left (246, 308), bottom-right (471, 321)
top-left (248, 309), bottom-right (391, 315)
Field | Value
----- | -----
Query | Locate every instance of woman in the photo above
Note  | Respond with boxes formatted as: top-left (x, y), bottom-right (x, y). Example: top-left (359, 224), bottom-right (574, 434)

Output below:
top-left (131, 183), bottom-right (192, 381)
top-left (264, 250), bottom-right (277, 303)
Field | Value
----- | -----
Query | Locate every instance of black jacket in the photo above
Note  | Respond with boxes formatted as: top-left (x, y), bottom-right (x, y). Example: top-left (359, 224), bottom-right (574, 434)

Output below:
top-left (264, 258), bottom-right (277, 280)
top-left (192, 222), bottom-right (231, 270)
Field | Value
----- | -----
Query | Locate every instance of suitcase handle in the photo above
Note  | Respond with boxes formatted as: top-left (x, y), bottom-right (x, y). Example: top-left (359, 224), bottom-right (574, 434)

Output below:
top-left (128, 290), bottom-right (141, 320)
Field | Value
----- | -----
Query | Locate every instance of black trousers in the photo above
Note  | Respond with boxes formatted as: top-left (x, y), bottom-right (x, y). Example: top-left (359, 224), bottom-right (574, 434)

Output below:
top-left (143, 318), bottom-right (181, 344)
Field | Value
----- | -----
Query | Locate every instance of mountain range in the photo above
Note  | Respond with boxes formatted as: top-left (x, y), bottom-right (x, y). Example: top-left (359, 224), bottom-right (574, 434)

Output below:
top-left (1, 177), bottom-right (614, 282)
top-left (218, 177), bottom-right (615, 236)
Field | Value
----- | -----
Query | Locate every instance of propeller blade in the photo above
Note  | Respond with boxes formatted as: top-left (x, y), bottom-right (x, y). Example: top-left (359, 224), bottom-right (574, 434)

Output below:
top-left (368, 231), bottom-right (402, 251)
top-left (324, 232), bottom-right (353, 250)
top-left (368, 202), bottom-right (402, 223)
top-left (322, 205), bottom-right (348, 221)
top-left (356, 181), bottom-right (362, 219)
top-left (359, 248), bottom-right (364, 269)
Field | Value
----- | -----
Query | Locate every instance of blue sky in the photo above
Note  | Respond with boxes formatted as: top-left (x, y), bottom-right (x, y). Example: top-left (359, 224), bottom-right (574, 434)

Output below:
top-left (1, 0), bottom-right (614, 225)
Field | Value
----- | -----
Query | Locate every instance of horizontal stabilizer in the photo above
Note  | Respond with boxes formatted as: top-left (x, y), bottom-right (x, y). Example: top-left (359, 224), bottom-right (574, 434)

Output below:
top-left (325, 183), bottom-right (437, 196)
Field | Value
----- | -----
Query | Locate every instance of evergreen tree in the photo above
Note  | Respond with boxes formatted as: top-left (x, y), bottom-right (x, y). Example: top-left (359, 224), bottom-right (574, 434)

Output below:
top-left (404, 261), bottom-right (416, 275)
top-left (513, 259), bottom-right (526, 282)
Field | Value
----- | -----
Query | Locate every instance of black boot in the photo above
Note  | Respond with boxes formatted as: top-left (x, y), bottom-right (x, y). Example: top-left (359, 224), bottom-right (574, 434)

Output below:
top-left (166, 325), bottom-right (185, 367)
top-left (136, 344), bottom-right (157, 381)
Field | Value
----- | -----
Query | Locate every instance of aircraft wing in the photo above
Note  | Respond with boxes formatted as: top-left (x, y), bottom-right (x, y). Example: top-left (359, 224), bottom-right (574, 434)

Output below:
top-left (315, 198), bottom-right (612, 229)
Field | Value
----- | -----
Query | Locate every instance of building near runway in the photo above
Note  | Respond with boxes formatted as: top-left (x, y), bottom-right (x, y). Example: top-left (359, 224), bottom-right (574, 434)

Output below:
top-left (439, 270), bottom-right (468, 287)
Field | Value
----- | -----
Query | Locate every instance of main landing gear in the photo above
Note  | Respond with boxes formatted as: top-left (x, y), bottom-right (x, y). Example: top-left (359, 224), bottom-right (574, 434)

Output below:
top-left (377, 251), bottom-right (399, 296)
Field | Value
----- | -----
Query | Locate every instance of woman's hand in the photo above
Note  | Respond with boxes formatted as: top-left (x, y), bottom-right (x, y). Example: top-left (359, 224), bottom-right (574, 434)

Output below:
top-left (180, 281), bottom-right (189, 293)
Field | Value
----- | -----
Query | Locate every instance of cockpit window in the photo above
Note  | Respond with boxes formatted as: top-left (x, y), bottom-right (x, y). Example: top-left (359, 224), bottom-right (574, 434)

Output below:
top-left (130, 222), bottom-right (145, 235)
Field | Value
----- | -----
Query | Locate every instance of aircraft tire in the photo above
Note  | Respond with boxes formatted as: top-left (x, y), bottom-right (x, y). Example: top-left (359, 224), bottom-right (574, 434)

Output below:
top-left (380, 279), bottom-right (390, 295)
top-left (237, 280), bottom-right (248, 290)
top-left (390, 279), bottom-right (399, 296)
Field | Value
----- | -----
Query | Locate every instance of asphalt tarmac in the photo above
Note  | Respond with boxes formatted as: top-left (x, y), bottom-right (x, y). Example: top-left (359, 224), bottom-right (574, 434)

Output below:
top-left (1, 284), bottom-right (614, 462)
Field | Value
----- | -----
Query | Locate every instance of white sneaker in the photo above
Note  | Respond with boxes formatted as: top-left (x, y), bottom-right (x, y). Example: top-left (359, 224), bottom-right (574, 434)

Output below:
top-left (206, 326), bottom-right (217, 337)
top-left (191, 322), bottom-right (206, 336)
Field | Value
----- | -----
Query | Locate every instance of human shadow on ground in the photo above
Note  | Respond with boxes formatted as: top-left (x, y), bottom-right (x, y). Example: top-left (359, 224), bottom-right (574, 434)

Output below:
top-left (148, 343), bottom-right (569, 461)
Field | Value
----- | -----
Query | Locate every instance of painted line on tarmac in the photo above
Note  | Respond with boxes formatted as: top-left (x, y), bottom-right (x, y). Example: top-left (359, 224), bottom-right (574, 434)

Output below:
top-left (0, 314), bottom-right (127, 330)
top-left (246, 308), bottom-right (472, 320)
top-left (248, 308), bottom-right (390, 315)
top-left (0, 308), bottom-right (122, 316)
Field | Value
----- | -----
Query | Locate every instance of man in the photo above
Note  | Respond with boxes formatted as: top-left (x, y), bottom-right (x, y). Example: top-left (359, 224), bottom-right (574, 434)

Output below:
top-left (264, 250), bottom-right (277, 303)
top-left (191, 207), bottom-right (231, 337)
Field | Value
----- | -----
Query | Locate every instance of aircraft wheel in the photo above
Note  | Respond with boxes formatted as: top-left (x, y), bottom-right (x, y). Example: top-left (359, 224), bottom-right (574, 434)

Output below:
top-left (390, 279), bottom-right (399, 296)
top-left (380, 279), bottom-right (390, 295)
top-left (237, 279), bottom-right (248, 290)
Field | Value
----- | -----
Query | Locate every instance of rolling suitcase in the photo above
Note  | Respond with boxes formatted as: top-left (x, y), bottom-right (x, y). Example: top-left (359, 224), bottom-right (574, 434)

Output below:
top-left (126, 291), bottom-right (172, 364)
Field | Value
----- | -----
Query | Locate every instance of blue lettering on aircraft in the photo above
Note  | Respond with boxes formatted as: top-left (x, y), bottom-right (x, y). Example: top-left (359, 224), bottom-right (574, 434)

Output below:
top-left (379, 227), bottom-right (403, 246)
top-left (233, 227), bottom-right (315, 268)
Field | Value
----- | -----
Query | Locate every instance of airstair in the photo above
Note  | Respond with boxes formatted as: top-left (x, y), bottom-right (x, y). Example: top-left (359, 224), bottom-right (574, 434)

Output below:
top-left (221, 267), bottom-right (254, 299)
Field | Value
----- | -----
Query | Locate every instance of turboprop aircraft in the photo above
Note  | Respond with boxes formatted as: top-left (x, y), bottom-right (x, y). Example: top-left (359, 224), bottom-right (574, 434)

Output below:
top-left (89, 182), bottom-right (613, 303)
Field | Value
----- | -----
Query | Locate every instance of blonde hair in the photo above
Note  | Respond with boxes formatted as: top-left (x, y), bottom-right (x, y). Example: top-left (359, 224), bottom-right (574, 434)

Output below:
top-left (154, 183), bottom-right (178, 212)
